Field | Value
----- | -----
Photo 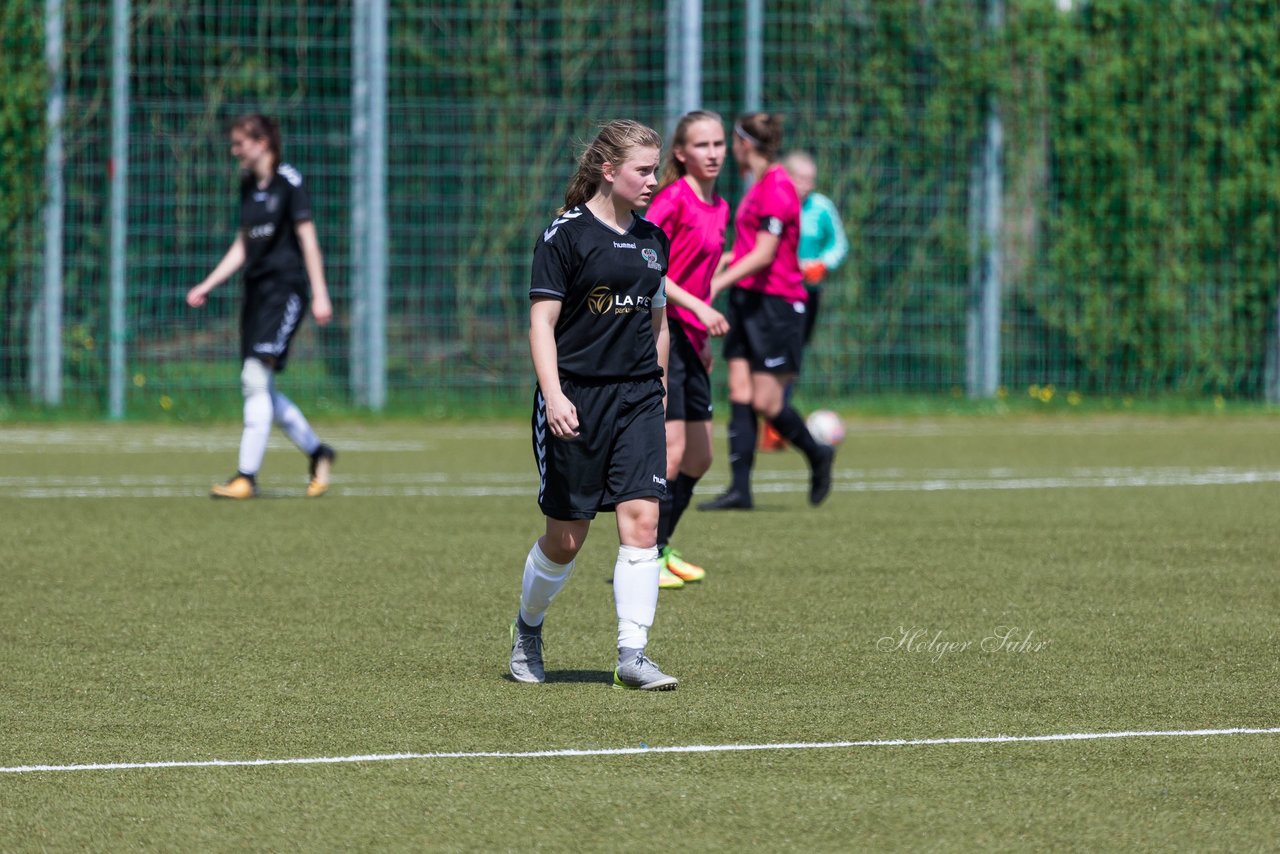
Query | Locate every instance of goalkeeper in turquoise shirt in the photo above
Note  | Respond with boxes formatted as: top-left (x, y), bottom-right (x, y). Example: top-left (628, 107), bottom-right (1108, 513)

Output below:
top-left (786, 150), bottom-right (848, 341)
top-left (762, 150), bottom-right (849, 451)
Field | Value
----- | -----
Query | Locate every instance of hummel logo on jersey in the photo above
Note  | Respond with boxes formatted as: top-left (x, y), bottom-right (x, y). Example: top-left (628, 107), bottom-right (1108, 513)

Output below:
top-left (248, 223), bottom-right (276, 240)
top-left (613, 241), bottom-right (637, 249)
top-left (542, 209), bottom-right (584, 243)
top-left (763, 356), bottom-right (787, 368)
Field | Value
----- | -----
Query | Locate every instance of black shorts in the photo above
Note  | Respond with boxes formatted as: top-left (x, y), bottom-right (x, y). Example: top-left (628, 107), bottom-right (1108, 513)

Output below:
top-left (241, 285), bottom-right (307, 371)
top-left (666, 321), bottom-right (713, 423)
top-left (533, 376), bottom-right (667, 521)
top-left (722, 287), bottom-right (806, 375)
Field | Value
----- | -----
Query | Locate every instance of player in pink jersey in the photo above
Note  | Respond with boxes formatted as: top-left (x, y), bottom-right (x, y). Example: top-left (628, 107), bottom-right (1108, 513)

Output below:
top-left (646, 110), bottom-right (731, 587)
top-left (699, 112), bottom-right (834, 512)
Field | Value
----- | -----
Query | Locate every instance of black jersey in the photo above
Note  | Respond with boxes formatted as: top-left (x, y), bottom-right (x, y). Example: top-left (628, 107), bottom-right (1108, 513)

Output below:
top-left (529, 205), bottom-right (669, 381)
top-left (239, 163), bottom-right (313, 292)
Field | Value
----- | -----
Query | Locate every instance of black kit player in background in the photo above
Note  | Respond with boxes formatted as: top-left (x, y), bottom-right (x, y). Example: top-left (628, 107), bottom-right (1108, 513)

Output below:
top-left (508, 119), bottom-right (681, 691)
top-left (186, 114), bottom-right (337, 500)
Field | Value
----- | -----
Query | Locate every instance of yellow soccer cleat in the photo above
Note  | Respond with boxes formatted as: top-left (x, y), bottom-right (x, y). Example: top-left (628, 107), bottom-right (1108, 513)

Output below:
top-left (306, 444), bottom-right (336, 498)
top-left (660, 546), bottom-right (705, 582)
top-left (210, 474), bottom-right (257, 500)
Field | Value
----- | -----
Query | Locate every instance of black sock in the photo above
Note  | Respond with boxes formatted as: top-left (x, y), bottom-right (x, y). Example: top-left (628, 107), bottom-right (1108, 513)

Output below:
top-left (728, 403), bottom-right (757, 494)
top-left (516, 614), bottom-right (541, 635)
top-left (770, 406), bottom-right (824, 466)
top-left (656, 483), bottom-right (675, 550)
top-left (667, 473), bottom-right (700, 543)
top-left (238, 471), bottom-right (257, 483)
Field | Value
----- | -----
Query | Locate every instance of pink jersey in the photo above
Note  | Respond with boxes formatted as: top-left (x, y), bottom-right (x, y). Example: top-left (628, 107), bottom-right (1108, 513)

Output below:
top-left (730, 164), bottom-right (804, 301)
top-left (646, 177), bottom-right (729, 354)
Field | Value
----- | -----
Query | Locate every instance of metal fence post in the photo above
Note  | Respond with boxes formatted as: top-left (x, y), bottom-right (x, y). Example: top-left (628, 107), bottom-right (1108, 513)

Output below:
top-left (967, 0), bottom-right (1003, 399)
top-left (744, 0), bottom-right (762, 112)
top-left (108, 0), bottom-right (130, 418)
top-left (665, 0), bottom-right (702, 132)
top-left (367, 0), bottom-right (387, 412)
top-left (41, 0), bottom-right (65, 407)
top-left (350, 0), bottom-right (387, 411)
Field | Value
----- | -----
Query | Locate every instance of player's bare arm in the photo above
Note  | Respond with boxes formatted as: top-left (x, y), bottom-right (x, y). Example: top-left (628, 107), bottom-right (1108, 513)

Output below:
top-left (186, 233), bottom-right (246, 308)
top-left (652, 303), bottom-right (669, 408)
top-left (709, 231), bottom-right (780, 298)
top-left (664, 277), bottom-right (729, 336)
top-left (529, 297), bottom-right (579, 439)
top-left (295, 220), bottom-right (332, 325)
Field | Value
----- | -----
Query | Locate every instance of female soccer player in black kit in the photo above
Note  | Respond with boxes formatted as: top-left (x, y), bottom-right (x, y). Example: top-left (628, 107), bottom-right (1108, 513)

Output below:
top-left (187, 114), bottom-right (336, 499)
top-left (508, 119), bottom-right (679, 691)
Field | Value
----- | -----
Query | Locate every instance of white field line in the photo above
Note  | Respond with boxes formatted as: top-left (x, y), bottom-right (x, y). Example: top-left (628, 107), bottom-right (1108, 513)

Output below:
top-left (5, 466), bottom-right (1280, 499)
top-left (3, 726), bottom-right (1277, 775)
top-left (4, 418), bottom-right (1278, 454)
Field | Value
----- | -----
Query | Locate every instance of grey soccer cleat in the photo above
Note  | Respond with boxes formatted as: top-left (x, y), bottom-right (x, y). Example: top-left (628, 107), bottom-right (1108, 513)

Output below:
top-left (613, 648), bottom-right (678, 691)
top-left (509, 619), bottom-right (545, 683)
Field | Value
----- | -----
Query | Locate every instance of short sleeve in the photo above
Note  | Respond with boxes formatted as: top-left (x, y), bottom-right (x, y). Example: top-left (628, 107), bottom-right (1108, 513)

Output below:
top-left (756, 171), bottom-right (798, 235)
top-left (652, 277), bottom-right (667, 310)
top-left (279, 164), bottom-right (313, 223)
top-left (529, 227), bottom-right (572, 301)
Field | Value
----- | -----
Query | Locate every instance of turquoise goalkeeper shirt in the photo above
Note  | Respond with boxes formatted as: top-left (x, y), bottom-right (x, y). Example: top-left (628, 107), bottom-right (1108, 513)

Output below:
top-left (798, 192), bottom-right (849, 271)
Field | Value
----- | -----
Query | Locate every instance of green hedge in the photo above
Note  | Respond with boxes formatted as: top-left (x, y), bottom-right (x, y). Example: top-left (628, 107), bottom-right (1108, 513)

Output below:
top-left (4, 0), bottom-right (1280, 411)
top-left (1007, 0), bottom-right (1280, 394)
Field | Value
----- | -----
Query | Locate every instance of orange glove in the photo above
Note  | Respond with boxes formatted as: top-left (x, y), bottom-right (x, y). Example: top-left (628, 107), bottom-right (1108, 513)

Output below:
top-left (803, 261), bottom-right (827, 284)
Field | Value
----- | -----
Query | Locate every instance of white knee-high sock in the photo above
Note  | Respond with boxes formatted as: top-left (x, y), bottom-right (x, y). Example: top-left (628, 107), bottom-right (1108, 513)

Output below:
top-left (238, 391), bottom-right (273, 475)
top-left (614, 544), bottom-right (660, 650)
top-left (271, 389), bottom-right (321, 456)
top-left (519, 541), bottom-right (575, 628)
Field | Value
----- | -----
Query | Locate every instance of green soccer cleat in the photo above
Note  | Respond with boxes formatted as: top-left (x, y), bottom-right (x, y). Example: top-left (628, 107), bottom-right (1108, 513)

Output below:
top-left (658, 563), bottom-right (685, 590)
top-left (660, 546), bottom-right (705, 583)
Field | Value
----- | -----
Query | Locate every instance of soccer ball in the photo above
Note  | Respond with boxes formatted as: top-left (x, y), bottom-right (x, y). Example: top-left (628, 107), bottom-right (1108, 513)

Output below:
top-left (805, 409), bottom-right (845, 447)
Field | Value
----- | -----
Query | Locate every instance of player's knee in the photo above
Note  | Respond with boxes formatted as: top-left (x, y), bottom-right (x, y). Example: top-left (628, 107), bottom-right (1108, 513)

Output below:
top-left (617, 507), bottom-right (658, 549)
top-left (240, 358), bottom-right (272, 399)
top-left (753, 392), bottom-right (783, 419)
top-left (683, 449), bottom-right (713, 478)
top-left (665, 442), bottom-right (686, 476)
top-left (541, 528), bottom-right (586, 563)
top-left (665, 456), bottom-right (683, 481)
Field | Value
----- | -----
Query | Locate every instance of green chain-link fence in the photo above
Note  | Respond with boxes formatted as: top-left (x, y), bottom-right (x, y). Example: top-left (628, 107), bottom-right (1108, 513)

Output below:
top-left (3, 0), bottom-right (1279, 418)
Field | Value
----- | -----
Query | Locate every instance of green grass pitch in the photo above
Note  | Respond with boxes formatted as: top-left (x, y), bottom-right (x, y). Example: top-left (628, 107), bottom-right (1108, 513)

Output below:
top-left (2, 415), bottom-right (1279, 850)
